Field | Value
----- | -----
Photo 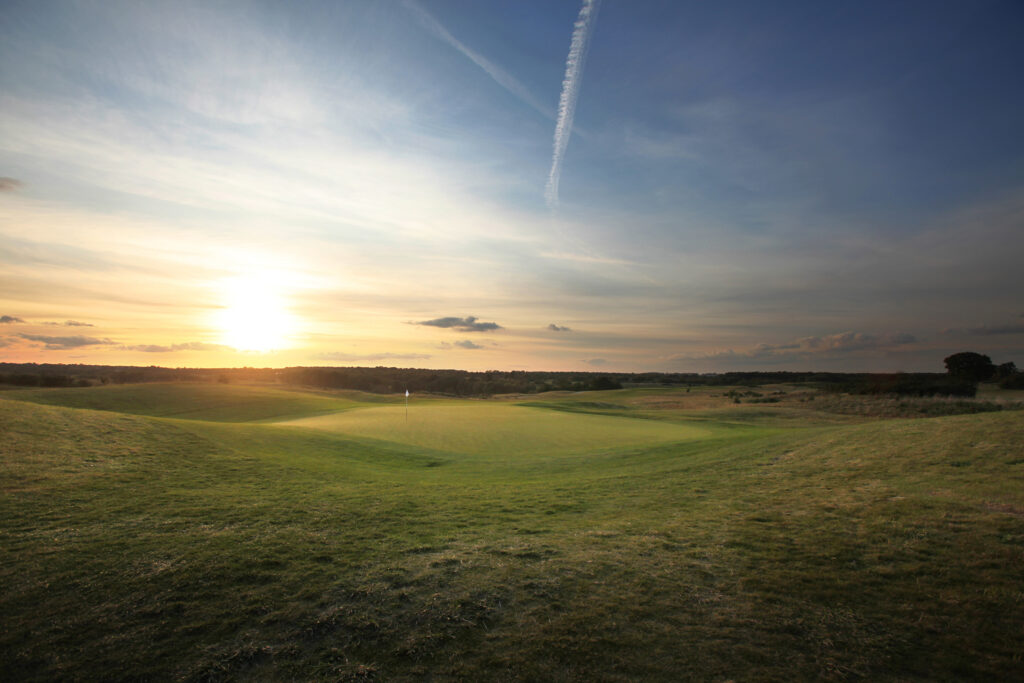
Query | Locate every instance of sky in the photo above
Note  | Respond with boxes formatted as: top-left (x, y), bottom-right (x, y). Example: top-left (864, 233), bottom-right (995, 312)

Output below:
top-left (2, 0), bottom-right (1023, 373)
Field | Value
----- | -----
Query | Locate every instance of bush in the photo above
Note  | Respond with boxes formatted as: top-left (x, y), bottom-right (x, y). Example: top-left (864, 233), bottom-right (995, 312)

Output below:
top-left (999, 373), bottom-right (1024, 390)
top-left (847, 374), bottom-right (976, 397)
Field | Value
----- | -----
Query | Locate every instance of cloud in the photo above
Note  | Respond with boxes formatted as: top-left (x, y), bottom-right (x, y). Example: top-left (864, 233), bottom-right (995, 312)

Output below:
top-left (795, 332), bottom-right (917, 353)
top-left (0, 177), bottom-right (24, 192)
top-left (548, 323), bottom-right (573, 332)
top-left (678, 331), bottom-right (918, 364)
top-left (120, 342), bottom-right (229, 353)
top-left (317, 351), bottom-right (433, 362)
top-left (583, 357), bottom-right (607, 366)
top-left (945, 315), bottom-right (1024, 336)
top-left (403, 0), bottom-right (553, 119)
top-left (19, 333), bottom-right (115, 350)
top-left (437, 340), bottom-right (486, 350)
top-left (42, 320), bottom-right (95, 327)
top-left (545, 0), bottom-right (601, 208)
top-left (413, 315), bottom-right (502, 332)
top-left (0, 315), bottom-right (25, 324)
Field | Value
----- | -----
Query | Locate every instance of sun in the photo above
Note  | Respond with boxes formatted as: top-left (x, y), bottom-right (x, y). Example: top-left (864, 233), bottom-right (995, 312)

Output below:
top-left (215, 276), bottom-right (295, 352)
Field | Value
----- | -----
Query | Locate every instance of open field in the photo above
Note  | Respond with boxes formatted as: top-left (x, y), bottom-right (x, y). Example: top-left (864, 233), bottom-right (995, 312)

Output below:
top-left (1, 383), bottom-right (1023, 680)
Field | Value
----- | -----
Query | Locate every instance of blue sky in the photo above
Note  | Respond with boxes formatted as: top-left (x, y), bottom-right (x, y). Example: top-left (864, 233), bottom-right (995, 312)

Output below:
top-left (1, 0), bottom-right (1023, 371)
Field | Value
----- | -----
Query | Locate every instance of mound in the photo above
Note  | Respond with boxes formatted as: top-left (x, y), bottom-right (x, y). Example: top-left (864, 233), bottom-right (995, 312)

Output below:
top-left (2, 382), bottom-right (354, 422)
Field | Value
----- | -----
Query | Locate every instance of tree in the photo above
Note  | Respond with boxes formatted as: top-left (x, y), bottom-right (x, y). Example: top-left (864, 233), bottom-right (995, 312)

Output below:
top-left (943, 352), bottom-right (996, 382)
top-left (994, 361), bottom-right (1018, 381)
top-left (590, 376), bottom-right (622, 391)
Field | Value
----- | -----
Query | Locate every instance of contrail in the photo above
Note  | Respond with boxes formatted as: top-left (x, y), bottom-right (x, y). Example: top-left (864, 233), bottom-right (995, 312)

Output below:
top-left (545, 0), bottom-right (601, 209)
top-left (403, 0), bottom-right (553, 120)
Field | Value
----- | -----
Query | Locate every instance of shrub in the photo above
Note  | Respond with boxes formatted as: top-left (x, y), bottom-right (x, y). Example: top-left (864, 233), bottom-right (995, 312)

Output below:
top-left (847, 374), bottom-right (976, 397)
top-left (999, 373), bottom-right (1024, 390)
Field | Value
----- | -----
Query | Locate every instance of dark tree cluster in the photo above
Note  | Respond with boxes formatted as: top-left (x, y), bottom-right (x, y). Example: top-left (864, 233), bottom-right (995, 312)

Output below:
top-left (944, 352), bottom-right (1023, 389)
top-left (278, 367), bottom-right (623, 396)
top-left (943, 352), bottom-right (995, 382)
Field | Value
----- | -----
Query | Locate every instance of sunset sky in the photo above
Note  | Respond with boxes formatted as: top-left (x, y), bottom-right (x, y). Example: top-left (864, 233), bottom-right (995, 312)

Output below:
top-left (2, 0), bottom-right (1023, 372)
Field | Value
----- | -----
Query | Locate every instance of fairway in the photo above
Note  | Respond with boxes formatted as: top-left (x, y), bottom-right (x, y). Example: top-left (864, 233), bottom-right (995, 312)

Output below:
top-left (279, 402), bottom-right (713, 456)
top-left (2, 383), bottom-right (1022, 681)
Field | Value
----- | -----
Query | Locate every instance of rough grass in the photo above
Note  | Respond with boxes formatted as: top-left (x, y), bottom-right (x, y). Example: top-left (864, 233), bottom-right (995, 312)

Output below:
top-left (1, 385), bottom-right (1022, 681)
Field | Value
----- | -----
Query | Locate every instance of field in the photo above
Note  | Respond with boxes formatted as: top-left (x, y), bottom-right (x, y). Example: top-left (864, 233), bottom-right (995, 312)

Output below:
top-left (1, 382), bottom-right (1022, 681)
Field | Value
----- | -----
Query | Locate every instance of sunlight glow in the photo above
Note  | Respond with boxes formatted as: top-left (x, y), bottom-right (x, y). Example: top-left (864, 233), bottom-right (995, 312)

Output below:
top-left (215, 276), bottom-right (295, 352)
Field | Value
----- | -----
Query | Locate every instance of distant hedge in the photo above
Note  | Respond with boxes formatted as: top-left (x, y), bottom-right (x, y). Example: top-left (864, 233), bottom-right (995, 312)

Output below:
top-left (999, 373), bottom-right (1024, 390)
top-left (838, 374), bottom-right (977, 398)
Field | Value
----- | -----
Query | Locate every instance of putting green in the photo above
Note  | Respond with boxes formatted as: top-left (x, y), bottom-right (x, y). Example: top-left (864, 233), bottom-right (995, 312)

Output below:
top-left (278, 403), bottom-right (711, 456)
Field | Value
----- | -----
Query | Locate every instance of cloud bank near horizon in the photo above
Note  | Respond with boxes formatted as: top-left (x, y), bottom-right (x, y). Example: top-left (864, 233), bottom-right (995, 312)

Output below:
top-left (19, 333), bottom-right (115, 350)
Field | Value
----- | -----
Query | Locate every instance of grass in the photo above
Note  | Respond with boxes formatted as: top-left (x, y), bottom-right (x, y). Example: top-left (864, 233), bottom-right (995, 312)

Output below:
top-left (1, 383), bottom-right (1022, 680)
top-left (280, 402), bottom-right (716, 457)
top-left (3, 382), bottom-right (363, 422)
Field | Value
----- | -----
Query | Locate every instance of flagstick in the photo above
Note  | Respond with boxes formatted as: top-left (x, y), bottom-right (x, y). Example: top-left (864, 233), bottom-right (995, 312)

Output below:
top-left (405, 388), bottom-right (409, 424)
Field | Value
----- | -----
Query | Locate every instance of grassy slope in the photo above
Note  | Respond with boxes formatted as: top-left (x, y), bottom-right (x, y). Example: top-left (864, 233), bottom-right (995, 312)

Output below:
top-left (3, 383), bottom-right (362, 422)
top-left (1, 386), bottom-right (1022, 680)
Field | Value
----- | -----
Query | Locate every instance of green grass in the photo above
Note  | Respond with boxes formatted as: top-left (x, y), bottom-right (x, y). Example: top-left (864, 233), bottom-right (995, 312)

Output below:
top-left (1, 384), bottom-right (1022, 680)
top-left (281, 402), bottom-right (716, 457)
top-left (3, 382), bottom-right (362, 422)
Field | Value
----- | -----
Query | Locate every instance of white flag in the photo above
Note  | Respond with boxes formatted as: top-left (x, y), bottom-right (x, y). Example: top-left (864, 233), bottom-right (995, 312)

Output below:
top-left (405, 389), bottom-right (409, 397)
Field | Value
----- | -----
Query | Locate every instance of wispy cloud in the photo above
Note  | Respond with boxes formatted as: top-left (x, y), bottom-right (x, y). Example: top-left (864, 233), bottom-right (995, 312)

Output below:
top-left (19, 333), bottom-right (115, 350)
top-left (943, 315), bottom-right (1024, 336)
top-left (317, 351), bottom-right (432, 362)
top-left (545, 0), bottom-right (601, 208)
top-left (548, 323), bottom-right (572, 332)
top-left (413, 315), bottom-right (502, 332)
top-left (121, 342), bottom-right (228, 353)
top-left (0, 177), bottom-right (23, 192)
top-left (676, 331), bottom-right (918, 364)
top-left (403, 0), bottom-right (552, 119)
top-left (0, 315), bottom-right (25, 324)
top-left (43, 320), bottom-right (94, 327)
top-left (438, 340), bottom-right (486, 350)
top-left (583, 357), bottom-right (607, 366)
top-left (970, 323), bottom-right (1024, 336)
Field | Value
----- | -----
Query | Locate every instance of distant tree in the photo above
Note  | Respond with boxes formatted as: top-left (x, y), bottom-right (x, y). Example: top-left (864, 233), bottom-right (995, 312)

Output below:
top-left (993, 361), bottom-right (1018, 381)
top-left (943, 352), bottom-right (996, 382)
top-left (590, 376), bottom-right (622, 391)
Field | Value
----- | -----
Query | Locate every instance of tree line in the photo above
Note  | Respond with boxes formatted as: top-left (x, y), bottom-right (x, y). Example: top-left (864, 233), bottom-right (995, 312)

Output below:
top-left (1, 355), bottom-right (1019, 397)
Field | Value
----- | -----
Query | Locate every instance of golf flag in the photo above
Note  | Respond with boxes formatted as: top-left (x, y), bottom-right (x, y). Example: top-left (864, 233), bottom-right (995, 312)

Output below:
top-left (405, 389), bottom-right (409, 397)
